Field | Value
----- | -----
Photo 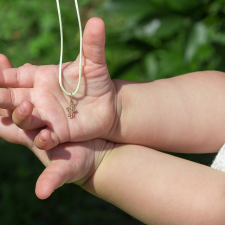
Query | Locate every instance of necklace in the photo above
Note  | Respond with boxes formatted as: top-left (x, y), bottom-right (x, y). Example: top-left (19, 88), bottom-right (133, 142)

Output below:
top-left (56, 0), bottom-right (83, 119)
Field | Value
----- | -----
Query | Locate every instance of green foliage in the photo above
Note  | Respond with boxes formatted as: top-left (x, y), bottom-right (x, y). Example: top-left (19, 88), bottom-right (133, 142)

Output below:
top-left (98, 0), bottom-right (225, 80)
top-left (0, 0), bottom-right (224, 223)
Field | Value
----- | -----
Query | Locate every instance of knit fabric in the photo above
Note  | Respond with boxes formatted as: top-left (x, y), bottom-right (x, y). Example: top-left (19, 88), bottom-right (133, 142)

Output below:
top-left (211, 143), bottom-right (225, 172)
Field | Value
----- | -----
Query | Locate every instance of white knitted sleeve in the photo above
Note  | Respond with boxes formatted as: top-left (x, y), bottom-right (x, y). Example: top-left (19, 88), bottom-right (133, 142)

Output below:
top-left (211, 143), bottom-right (225, 172)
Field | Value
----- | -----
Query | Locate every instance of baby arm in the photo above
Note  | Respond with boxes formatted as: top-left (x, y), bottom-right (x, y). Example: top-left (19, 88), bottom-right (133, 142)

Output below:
top-left (12, 70), bottom-right (225, 153)
top-left (1, 18), bottom-right (225, 153)
top-left (84, 144), bottom-right (225, 225)
top-left (111, 71), bottom-right (225, 153)
top-left (1, 107), bottom-right (225, 225)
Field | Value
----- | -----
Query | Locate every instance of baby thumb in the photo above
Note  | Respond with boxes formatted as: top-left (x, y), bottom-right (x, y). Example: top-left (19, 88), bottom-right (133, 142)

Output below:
top-left (35, 161), bottom-right (70, 199)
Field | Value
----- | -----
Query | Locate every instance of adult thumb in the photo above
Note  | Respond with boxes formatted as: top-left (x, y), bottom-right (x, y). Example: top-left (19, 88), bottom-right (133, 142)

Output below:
top-left (82, 17), bottom-right (106, 64)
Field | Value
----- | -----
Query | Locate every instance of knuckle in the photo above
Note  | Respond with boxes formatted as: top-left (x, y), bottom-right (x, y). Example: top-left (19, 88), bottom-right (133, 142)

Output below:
top-left (8, 88), bottom-right (16, 107)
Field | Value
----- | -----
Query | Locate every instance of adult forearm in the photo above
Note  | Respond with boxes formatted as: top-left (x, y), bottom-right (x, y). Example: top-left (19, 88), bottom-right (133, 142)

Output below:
top-left (84, 144), bottom-right (225, 225)
top-left (112, 71), bottom-right (225, 153)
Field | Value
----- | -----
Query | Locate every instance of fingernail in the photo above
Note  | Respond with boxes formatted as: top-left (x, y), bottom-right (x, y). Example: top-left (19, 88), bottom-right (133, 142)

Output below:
top-left (39, 135), bottom-right (46, 143)
top-left (18, 104), bottom-right (26, 114)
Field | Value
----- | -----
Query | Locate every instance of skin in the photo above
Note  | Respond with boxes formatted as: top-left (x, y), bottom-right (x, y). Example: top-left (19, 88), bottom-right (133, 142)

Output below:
top-left (1, 19), bottom-right (225, 224)
top-left (2, 94), bottom-right (225, 224)
top-left (113, 71), bottom-right (225, 153)
top-left (0, 108), bottom-right (113, 200)
top-left (0, 18), bottom-right (117, 150)
top-left (85, 144), bottom-right (225, 225)
top-left (0, 54), bottom-right (113, 200)
top-left (1, 18), bottom-right (225, 154)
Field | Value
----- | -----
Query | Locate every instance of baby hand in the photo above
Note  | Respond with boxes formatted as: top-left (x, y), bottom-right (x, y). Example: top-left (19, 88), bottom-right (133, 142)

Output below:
top-left (0, 108), bottom-right (113, 199)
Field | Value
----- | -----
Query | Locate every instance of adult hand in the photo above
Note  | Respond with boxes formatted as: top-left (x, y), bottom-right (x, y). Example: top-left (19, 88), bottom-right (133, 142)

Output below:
top-left (0, 18), bottom-right (118, 150)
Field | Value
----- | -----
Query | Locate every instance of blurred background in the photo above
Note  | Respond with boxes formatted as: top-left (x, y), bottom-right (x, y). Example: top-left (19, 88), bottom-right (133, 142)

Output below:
top-left (0, 0), bottom-right (225, 224)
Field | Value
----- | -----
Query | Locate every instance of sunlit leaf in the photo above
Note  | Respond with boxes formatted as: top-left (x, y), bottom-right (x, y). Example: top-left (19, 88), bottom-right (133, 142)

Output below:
top-left (184, 22), bottom-right (208, 63)
top-left (144, 53), bottom-right (158, 80)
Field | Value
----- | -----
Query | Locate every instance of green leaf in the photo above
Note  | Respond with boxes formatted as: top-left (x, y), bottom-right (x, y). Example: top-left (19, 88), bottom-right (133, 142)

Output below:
top-left (184, 22), bottom-right (208, 63)
top-left (144, 53), bottom-right (158, 80)
top-left (154, 15), bottom-right (184, 38)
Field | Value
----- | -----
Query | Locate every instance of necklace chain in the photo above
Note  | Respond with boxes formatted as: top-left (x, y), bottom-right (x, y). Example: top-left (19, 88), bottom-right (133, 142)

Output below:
top-left (56, 0), bottom-right (83, 96)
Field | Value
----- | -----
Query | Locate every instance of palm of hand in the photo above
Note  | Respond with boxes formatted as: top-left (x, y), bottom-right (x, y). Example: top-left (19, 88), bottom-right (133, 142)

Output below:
top-left (0, 17), bottom-right (118, 149)
top-left (0, 18), bottom-right (115, 199)
top-left (4, 59), bottom-right (116, 149)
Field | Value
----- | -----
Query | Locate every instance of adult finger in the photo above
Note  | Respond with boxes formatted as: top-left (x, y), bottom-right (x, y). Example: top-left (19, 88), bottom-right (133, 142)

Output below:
top-left (0, 55), bottom-right (14, 116)
top-left (0, 64), bottom-right (37, 88)
top-left (0, 108), bottom-right (12, 117)
top-left (0, 54), bottom-right (14, 70)
top-left (0, 116), bottom-right (19, 143)
top-left (0, 88), bottom-right (31, 110)
top-left (0, 115), bottom-right (35, 146)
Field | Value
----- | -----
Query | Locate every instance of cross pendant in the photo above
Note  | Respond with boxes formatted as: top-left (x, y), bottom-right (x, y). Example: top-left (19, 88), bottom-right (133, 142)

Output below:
top-left (66, 95), bottom-right (76, 119)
